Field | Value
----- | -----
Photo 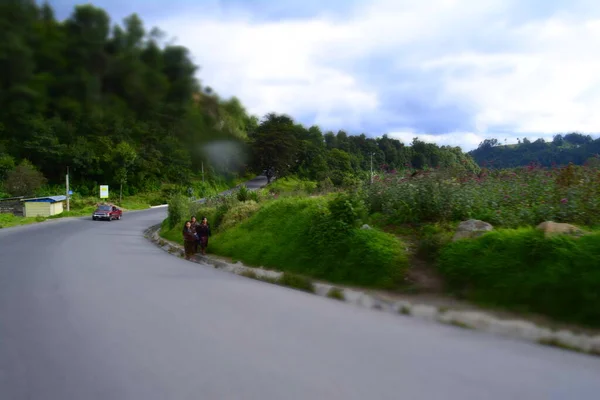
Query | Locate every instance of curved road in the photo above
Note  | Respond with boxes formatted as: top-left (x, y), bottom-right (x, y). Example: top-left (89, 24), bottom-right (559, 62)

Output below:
top-left (1, 176), bottom-right (599, 399)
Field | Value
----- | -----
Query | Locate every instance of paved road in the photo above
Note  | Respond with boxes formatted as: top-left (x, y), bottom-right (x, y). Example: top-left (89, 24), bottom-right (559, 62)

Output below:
top-left (1, 176), bottom-right (599, 400)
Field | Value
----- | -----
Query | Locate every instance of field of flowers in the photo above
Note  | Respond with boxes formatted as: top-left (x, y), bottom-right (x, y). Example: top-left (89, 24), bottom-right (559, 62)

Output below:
top-left (366, 163), bottom-right (600, 228)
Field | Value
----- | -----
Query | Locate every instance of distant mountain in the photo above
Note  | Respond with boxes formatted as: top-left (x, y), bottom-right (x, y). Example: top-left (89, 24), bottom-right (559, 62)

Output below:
top-left (468, 133), bottom-right (600, 168)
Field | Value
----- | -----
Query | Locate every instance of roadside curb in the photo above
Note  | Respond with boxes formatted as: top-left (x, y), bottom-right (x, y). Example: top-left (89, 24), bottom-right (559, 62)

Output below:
top-left (143, 224), bottom-right (600, 357)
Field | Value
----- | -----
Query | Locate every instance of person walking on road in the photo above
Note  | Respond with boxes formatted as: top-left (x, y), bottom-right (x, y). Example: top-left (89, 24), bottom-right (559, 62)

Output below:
top-left (190, 216), bottom-right (200, 253)
top-left (196, 217), bottom-right (211, 255)
top-left (182, 221), bottom-right (197, 260)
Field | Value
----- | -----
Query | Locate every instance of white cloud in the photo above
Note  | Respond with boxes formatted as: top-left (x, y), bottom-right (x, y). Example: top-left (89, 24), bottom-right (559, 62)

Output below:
top-left (426, 17), bottom-right (600, 134)
top-left (388, 131), bottom-right (487, 151)
top-left (155, 0), bottom-right (600, 150)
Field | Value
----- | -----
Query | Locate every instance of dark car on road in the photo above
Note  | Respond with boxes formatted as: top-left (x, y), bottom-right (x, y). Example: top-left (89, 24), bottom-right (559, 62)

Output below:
top-left (92, 204), bottom-right (122, 221)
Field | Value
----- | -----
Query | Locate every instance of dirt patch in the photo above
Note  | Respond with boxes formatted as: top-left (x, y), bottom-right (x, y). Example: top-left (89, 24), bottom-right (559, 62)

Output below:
top-left (397, 233), bottom-right (445, 293)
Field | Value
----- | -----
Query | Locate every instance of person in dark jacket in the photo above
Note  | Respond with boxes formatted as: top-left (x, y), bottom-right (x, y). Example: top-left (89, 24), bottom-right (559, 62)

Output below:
top-left (196, 216), bottom-right (211, 255)
top-left (190, 216), bottom-right (200, 253)
top-left (182, 220), bottom-right (197, 260)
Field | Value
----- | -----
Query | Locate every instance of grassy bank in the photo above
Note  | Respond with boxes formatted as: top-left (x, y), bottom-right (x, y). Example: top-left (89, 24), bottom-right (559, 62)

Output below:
top-left (162, 192), bottom-right (409, 289)
top-left (0, 214), bottom-right (46, 228)
top-left (438, 228), bottom-right (600, 327)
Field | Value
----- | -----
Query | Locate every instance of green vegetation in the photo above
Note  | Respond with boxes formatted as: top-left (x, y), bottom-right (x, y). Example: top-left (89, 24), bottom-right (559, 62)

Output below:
top-left (470, 133), bottom-right (600, 169)
top-left (158, 157), bottom-right (600, 328)
top-left (361, 162), bottom-right (600, 327)
top-left (278, 273), bottom-right (316, 293)
top-left (0, 1), bottom-right (253, 196)
top-left (366, 163), bottom-right (600, 227)
top-left (267, 177), bottom-right (318, 196)
top-left (162, 188), bottom-right (409, 289)
top-left (0, 213), bottom-right (43, 229)
top-left (326, 287), bottom-right (345, 301)
top-left (0, 1), bottom-right (257, 227)
top-left (210, 196), bottom-right (407, 288)
top-left (438, 228), bottom-right (600, 327)
top-left (237, 270), bottom-right (315, 292)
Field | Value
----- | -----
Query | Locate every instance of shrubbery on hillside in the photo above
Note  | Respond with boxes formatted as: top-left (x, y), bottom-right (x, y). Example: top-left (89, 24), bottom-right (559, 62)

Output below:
top-left (164, 190), bottom-right (409, 289)
top-left (212, 196), bottom-right (408, 288)
top-left (438, 228), bottom-right (600, 327)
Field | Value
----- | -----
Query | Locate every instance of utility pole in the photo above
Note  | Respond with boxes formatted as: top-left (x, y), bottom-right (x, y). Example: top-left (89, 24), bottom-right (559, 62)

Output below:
top-left (66, 166), bottom-right (70, 211)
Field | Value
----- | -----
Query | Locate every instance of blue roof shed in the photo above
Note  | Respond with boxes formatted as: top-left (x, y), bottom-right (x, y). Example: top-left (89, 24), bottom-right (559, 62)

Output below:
top-left (21, 195), bottom-right (67, 203)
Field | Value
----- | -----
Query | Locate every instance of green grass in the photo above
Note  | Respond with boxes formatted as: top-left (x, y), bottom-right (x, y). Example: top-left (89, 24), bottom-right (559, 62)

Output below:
top-left (0, 213), bottom-right (44, 228)
top-left (277, 272), bottom-right (315, 293)
top-left (203, 196), bottom-right (408, 289)
top-left (160, 218), bottom-right (184, 244)
top-left (267, 177), bottom-right (317, 195)
top-left (438, 228), bottom-right (600, 327)
top-left (161, 195), bottom-right (409, 289)
top-left (326, 287), bottom-right (345, 300)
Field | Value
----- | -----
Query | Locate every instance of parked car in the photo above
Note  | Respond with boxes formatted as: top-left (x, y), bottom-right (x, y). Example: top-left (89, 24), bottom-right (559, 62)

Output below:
top-left (92, 204), bottom-right (122, 221)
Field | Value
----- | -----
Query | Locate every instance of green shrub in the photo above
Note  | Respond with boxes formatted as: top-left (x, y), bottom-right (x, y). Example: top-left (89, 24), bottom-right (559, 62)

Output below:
top-left (162, 184), bottom-right (183, 199)
top-left (167, 193), bottom-right (191, 229)
top-left (317, 177), bottom-right (334, 193)
top-left (248, 190), bottom-right (260, 202)
top-left (213, 195), bottom-right (237, 230)
top-left (236, 185), bottom-right (249, 202)
top-left (417, 223), bottom-right (456, 263)
top-left (218, 201), bottom-right (261, 231)
top-left (438, 228), bottom-right (600, 326)
top-left (210, 196), bottom-right (409, 289)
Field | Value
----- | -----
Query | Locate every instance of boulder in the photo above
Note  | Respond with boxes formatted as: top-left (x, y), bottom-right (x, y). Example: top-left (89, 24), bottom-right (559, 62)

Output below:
top-left (536, 221), bottom-right (587, 238)
top-left (452, 219), bottom-right (494, 241)
top-left (360, 224), bottom-right (372, 230)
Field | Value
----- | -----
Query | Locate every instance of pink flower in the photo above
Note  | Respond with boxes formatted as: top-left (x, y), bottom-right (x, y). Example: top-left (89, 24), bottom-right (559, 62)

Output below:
top-left (560, 198), bottom-right (568, 204)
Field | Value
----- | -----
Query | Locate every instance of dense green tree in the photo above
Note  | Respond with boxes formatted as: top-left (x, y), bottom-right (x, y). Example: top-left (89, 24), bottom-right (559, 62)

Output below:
top-left (4, 159), bottom-right (47, 196)
top-left (248, 113), bottom-right (298, 183)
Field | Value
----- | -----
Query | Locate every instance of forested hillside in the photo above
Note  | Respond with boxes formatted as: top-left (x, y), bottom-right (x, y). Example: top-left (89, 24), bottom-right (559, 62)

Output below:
top-left (0, 0), bottom-right (480, 199)
top-left (469, 133), bottom-right (600, 169)
top-left (0, 0), bottom-right (255, 197)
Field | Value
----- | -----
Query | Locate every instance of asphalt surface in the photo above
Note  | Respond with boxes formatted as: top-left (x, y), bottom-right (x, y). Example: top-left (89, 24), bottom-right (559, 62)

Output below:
top-left (1, 175), bottom-right (599, 400)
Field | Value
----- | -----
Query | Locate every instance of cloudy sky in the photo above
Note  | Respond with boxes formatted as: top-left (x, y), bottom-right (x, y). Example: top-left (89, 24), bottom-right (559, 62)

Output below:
top-left (50, 0), bottom-right (600, 150)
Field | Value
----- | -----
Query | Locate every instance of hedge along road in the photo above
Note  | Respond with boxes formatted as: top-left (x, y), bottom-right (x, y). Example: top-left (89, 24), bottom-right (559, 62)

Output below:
top-left (0, 176), bottom-right (599, 400)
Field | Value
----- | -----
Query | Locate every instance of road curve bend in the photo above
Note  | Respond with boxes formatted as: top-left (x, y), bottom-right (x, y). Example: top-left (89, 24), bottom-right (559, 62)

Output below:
top-left (1, 176), bottom-right (599, 400)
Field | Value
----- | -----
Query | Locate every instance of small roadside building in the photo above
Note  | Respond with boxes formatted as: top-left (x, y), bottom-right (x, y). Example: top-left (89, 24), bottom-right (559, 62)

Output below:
top-left (21, 195), bottom-right (67, 217)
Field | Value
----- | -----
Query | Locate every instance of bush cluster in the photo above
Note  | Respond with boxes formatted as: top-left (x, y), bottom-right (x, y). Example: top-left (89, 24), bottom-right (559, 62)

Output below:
top-left (209, 195), bottom-right (408, 289)
top-left (438, 228), bottom-right (600, 327)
